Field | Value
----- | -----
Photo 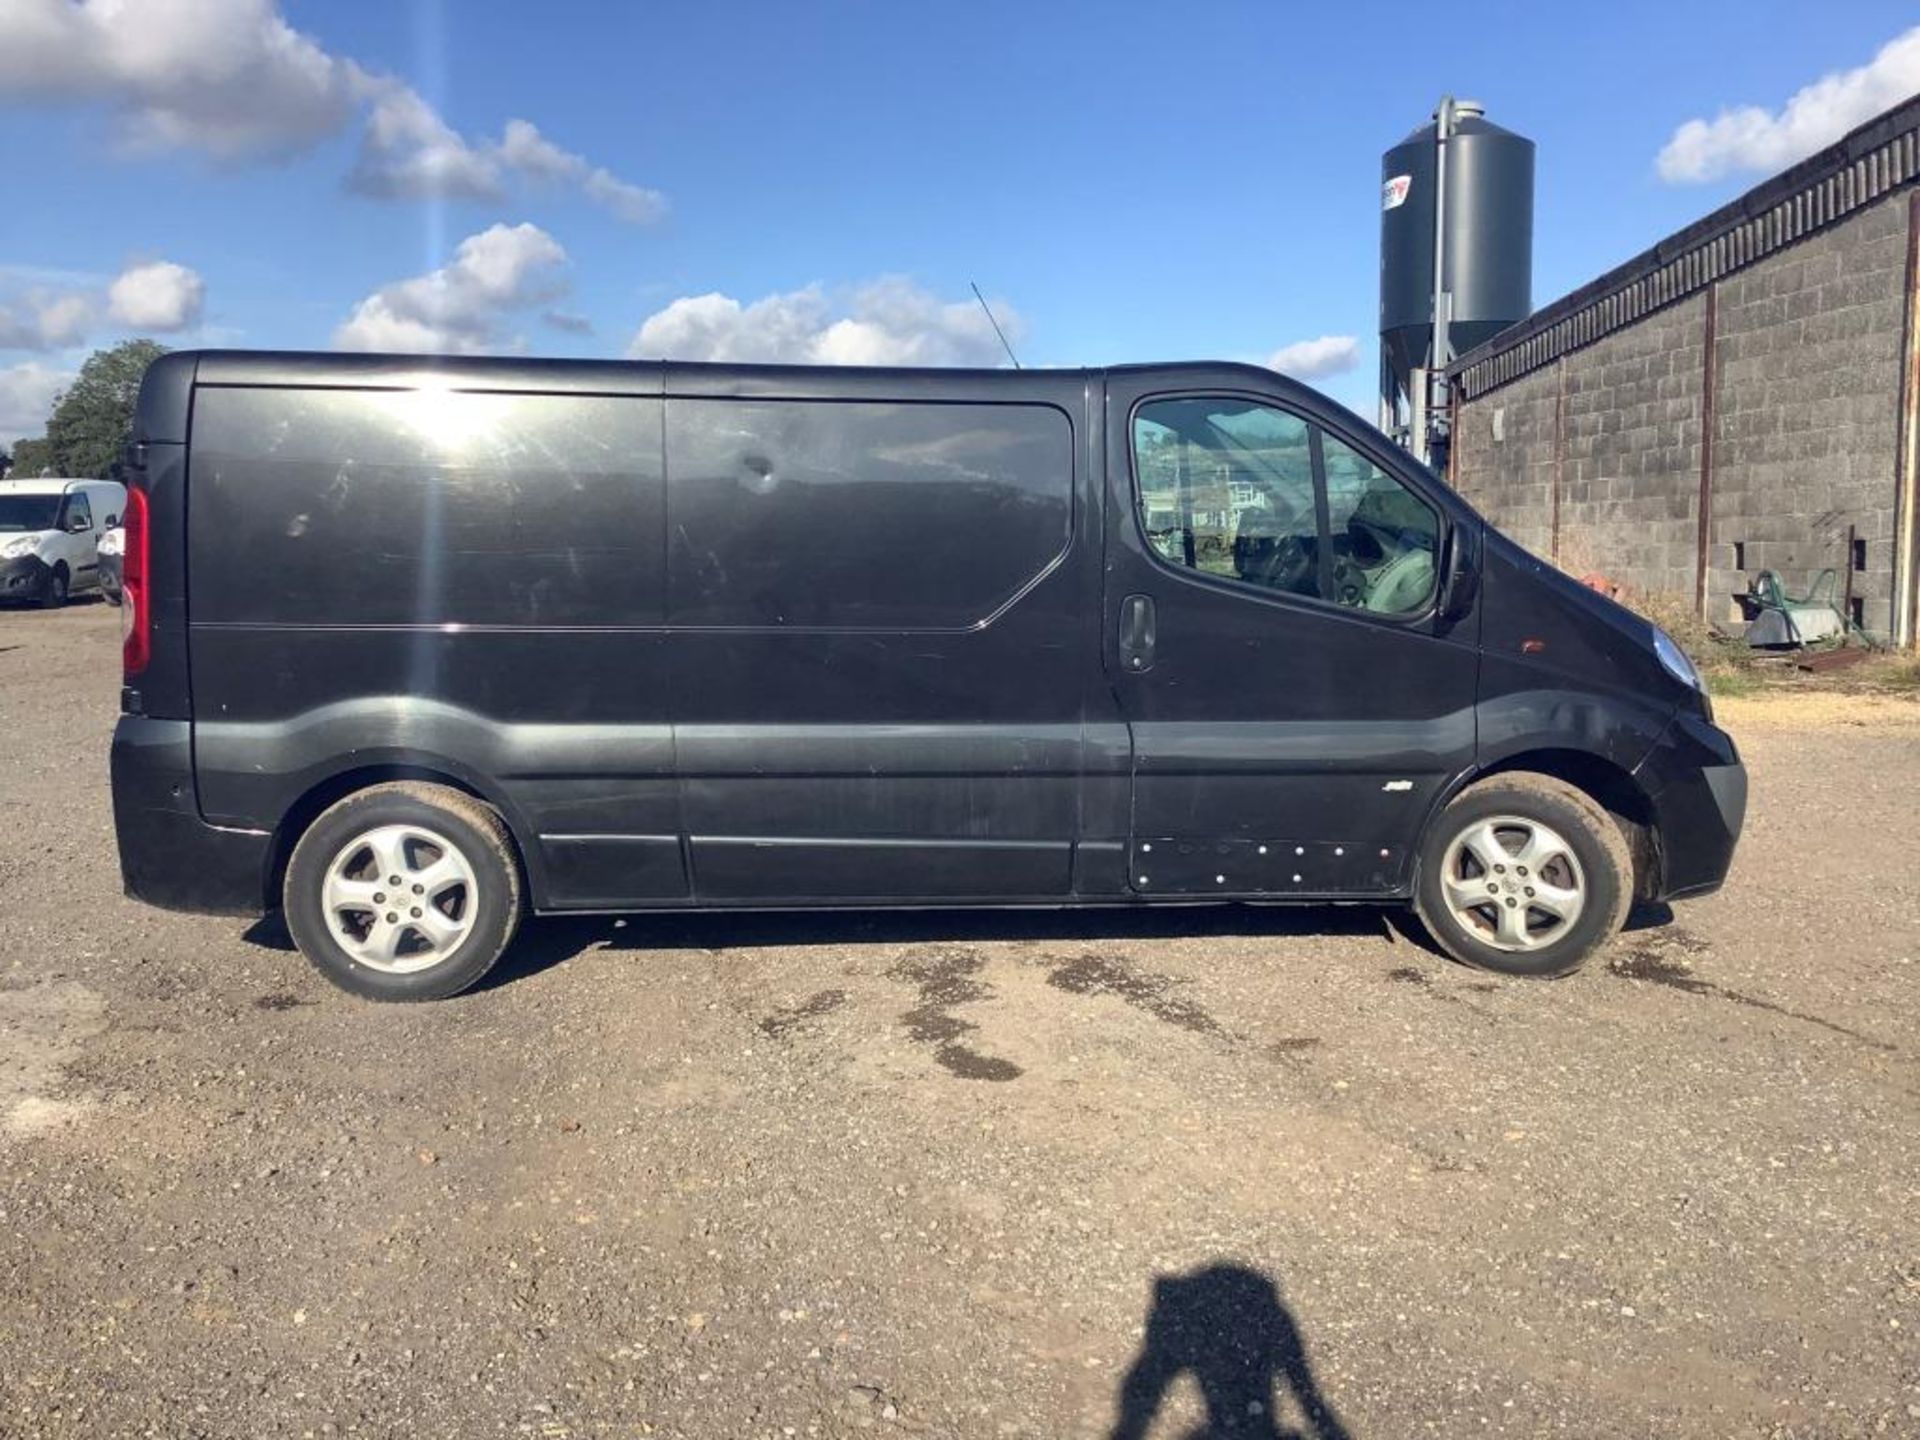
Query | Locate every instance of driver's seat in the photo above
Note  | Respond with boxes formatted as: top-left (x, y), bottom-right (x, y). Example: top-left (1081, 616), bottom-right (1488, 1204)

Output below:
top-left (1363, 547), bottom-right (1436, 615)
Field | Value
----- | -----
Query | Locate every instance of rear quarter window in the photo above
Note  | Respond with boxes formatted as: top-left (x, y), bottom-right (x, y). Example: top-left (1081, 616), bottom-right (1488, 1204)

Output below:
top-left (666, 397), bottom-right (1072, 628)
top-left (188, 387), bottom-right (664, 627)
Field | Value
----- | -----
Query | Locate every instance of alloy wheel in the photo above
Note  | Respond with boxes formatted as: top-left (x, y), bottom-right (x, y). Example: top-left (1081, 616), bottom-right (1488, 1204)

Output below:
top-left (1439, 814), bottom-right (1587, 952)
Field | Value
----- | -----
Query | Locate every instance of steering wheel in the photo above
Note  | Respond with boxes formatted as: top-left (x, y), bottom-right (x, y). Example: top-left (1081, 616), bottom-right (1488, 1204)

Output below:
top-left (1252, 533), bottom-right (1316, 596)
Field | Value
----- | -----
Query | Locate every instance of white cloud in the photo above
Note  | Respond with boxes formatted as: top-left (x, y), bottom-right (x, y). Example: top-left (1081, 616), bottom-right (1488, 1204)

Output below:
top-left (0, 258), bottom-right (206, 351)
top-left (0, 290), bottom-right (94, 351)
top-left (582, 166), bottom-right (667, 225)
top-left (0, 0), bottom-right (361, 160)
top-left (498, 118), bottom-right (581, 183)
top-left (0, 362), bottom-right (71, 442)
top-left (346, 82), bottom-right (501, 201)
top-left (1266, 334), bottom-right (1361, 380)
top-left (0, 1), bottom-right (665, 221)
top-left (1657, 26), bottom-right (1920, 183)
top-left (629, 277), bottom-right (1022, 367)
top-left (334, 222), bottom-right (569, 354)
top-left (346, 94), bottom-right (665, 222)
top-left (107, 260), bottom-right (205, 331)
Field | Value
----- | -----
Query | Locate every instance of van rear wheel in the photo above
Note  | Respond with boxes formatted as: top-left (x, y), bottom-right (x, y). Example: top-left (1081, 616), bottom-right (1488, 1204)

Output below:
top-left (1413, 773), bottom-right (1632, 978)
top-left (283, 782), bottom-right (522, 1001)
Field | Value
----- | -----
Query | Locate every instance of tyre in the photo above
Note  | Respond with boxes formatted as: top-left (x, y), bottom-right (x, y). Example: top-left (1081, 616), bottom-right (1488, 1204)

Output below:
top-left (39, 564), bottom-right (68, 609)
top-left (1412, 773), bottom-right (1632, 978)
top-left (283, 781), bottom-right (522, 1001)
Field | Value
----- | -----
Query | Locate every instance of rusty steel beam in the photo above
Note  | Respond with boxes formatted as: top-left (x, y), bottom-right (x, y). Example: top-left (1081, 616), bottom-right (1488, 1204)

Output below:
top-left (1695, 283), bottom-right (1720, 621)
top-left (1552, 358), bottom-right (1566, 566)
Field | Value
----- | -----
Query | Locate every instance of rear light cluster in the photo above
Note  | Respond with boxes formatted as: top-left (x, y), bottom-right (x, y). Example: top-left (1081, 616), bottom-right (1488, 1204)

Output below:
top-left (121, 483), bottom-right (150, 677)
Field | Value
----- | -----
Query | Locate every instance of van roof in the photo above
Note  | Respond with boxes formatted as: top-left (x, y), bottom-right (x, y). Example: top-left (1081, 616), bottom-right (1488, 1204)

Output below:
top-left (0, 477), bottom-right (89, 495)
top-left (135, 350), bottom-right (1350, 444)
top-left (167, 348), bottom-right (1296, 395)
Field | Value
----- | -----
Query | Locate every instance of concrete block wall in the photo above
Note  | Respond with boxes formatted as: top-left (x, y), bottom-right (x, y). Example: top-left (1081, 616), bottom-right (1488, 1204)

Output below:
top-left (1558, 293), bottom-right (1705, 596)
top-left (1449, 361), bottom-right (1558, 561)
top-left (1452, 189), bottom-right (1913, 638)
top-left (1706, 193), bottom-right (1910, 634)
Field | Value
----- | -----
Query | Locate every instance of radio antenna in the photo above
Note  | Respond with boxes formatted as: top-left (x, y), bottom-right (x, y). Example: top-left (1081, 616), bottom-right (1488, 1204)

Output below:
top-left (970, 281), bottom-right (1021, 368)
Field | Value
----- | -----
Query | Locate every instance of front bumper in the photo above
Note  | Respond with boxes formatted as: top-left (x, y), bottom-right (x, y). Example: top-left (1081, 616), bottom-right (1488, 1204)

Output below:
top-left (111, 716), bottom-right (271, 916)
top-left (0, 554), bottom-right (52, 601)
top-left (1633, 707), bottom-right (1748, 900)
top-left (98, 553), bottom-right (123, 598)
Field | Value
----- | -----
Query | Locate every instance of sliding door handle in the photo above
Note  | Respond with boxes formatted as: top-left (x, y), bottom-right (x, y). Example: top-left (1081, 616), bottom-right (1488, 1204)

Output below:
top-left (1119, 593), bottom-right (1156, 673)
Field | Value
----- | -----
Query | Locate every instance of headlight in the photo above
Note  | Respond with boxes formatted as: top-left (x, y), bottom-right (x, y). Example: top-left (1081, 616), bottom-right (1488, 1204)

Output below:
top-left (1, 536), bottom-right (39, 559)
top-left (97, 528), bottom-right (123, 557)
top-left (1651, 625), bottom-right (1701, 691)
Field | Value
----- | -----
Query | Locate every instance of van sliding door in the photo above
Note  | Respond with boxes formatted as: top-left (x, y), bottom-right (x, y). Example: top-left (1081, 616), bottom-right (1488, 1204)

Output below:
top-left (663, 370), bottom-right (1090, 903)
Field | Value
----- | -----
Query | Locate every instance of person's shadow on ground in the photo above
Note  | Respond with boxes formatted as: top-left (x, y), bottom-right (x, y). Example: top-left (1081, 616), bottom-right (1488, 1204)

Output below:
top-left (1110, 1263), bottom-right (1352, 1440)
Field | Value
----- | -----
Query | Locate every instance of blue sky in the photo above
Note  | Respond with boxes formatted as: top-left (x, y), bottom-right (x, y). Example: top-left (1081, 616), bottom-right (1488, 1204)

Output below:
top-left (2, 0), bottom-right (1918, 441)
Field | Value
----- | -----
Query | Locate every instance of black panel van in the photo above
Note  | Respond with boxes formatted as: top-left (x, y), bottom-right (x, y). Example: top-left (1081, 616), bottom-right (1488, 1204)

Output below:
top-left (110, 352), bottom-right (1745, 1000)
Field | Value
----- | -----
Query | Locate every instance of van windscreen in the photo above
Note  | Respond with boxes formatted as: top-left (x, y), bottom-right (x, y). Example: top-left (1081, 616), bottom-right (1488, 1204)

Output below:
top-left (0, 495), bottom-right (60, 532)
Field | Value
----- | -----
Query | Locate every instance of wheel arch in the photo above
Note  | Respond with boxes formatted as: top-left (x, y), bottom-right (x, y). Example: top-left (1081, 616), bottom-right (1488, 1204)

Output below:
top-left (265, 762), bottom-right (540, 912)
top-left (1423, 748), bottom-right (1660, 900)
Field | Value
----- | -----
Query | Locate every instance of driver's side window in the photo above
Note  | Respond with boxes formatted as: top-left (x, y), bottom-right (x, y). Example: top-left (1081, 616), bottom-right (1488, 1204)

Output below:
top-left (1131, 396), bottom-right (1439, 617)
top-left (1132, 398), bottom-right (1318, 598)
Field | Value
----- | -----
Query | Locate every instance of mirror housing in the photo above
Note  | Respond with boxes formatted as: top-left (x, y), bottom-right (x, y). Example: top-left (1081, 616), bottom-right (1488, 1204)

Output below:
top-left (1438, 519), bottom-right (1482, 622)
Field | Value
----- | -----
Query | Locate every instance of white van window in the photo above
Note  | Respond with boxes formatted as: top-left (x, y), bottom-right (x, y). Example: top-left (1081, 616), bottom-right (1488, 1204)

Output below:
top-left (63, 493), bottom-right (93, 532)
top-left (0, 494), bottom-right (61, 531)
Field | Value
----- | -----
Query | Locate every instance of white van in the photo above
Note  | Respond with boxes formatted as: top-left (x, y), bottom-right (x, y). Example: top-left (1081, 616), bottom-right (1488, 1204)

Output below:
top-left (0, 477), bottom-right (126, 607)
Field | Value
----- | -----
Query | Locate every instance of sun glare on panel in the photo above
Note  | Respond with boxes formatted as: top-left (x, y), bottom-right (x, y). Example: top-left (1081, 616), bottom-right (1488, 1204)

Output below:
top-left (393, 382), bottom-right (497, 454)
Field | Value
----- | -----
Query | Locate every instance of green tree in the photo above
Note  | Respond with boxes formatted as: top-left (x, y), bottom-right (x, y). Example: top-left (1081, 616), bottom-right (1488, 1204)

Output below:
top-left (6, 436), bottom-right (56, 478)
top-left (44, 339), bottom-right (169, 478)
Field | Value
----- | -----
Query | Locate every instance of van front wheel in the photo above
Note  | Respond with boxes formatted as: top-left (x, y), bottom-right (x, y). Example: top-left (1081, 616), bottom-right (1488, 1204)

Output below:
top-left (283, 782), bottom-right (522, 1001)
top-left (1413, 774), bottom-right (1632, 978)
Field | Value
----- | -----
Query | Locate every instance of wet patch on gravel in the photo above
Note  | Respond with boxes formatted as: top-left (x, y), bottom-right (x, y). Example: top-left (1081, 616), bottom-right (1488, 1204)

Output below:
top-left (1610, 933), bottom-right (1896, 1052)
top-left (757, 987), bottom-right (848, 1039)
top-left (1042, 952), bottom-right (1221, 1035)
top-left (887, 945), bottom-right (1022, 1081)
top-left (252, 993), bottom-right (313, 1013)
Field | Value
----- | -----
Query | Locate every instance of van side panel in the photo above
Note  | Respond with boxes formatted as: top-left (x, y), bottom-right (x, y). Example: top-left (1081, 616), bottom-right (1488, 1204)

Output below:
top-left (185, 383), bottom-right (687, 907)
top-left (663, 375), bottom-right (1088, 902)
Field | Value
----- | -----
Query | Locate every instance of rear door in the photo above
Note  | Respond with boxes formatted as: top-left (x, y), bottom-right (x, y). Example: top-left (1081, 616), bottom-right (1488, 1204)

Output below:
top-left (1103, 369), bottom-right (1477, 897)
top-left (186, 378), bottom-right (687, 909)
top-left (664, 367), bottom-right (1092, 903)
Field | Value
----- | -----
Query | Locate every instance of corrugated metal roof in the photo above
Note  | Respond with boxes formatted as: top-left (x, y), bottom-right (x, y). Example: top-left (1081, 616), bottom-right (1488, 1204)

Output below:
top-left (1447, 95), bottom-right (1920, 401)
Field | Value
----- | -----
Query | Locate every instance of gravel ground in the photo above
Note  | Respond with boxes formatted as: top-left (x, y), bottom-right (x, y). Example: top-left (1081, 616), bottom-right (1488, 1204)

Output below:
top-left (2, 601), bottom-right (1917, 1439)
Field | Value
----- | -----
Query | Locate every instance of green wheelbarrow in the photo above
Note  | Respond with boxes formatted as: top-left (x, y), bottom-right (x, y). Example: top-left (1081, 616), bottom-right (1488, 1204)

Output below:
top-left (1736, 569), bottom-right (1845, 648)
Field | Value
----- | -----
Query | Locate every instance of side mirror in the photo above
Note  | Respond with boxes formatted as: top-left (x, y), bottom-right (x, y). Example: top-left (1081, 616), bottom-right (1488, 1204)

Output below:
top-left (68, 517), bottom-right (91, 534)
top-left (1438, 521), bottom-right (1482, 622)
